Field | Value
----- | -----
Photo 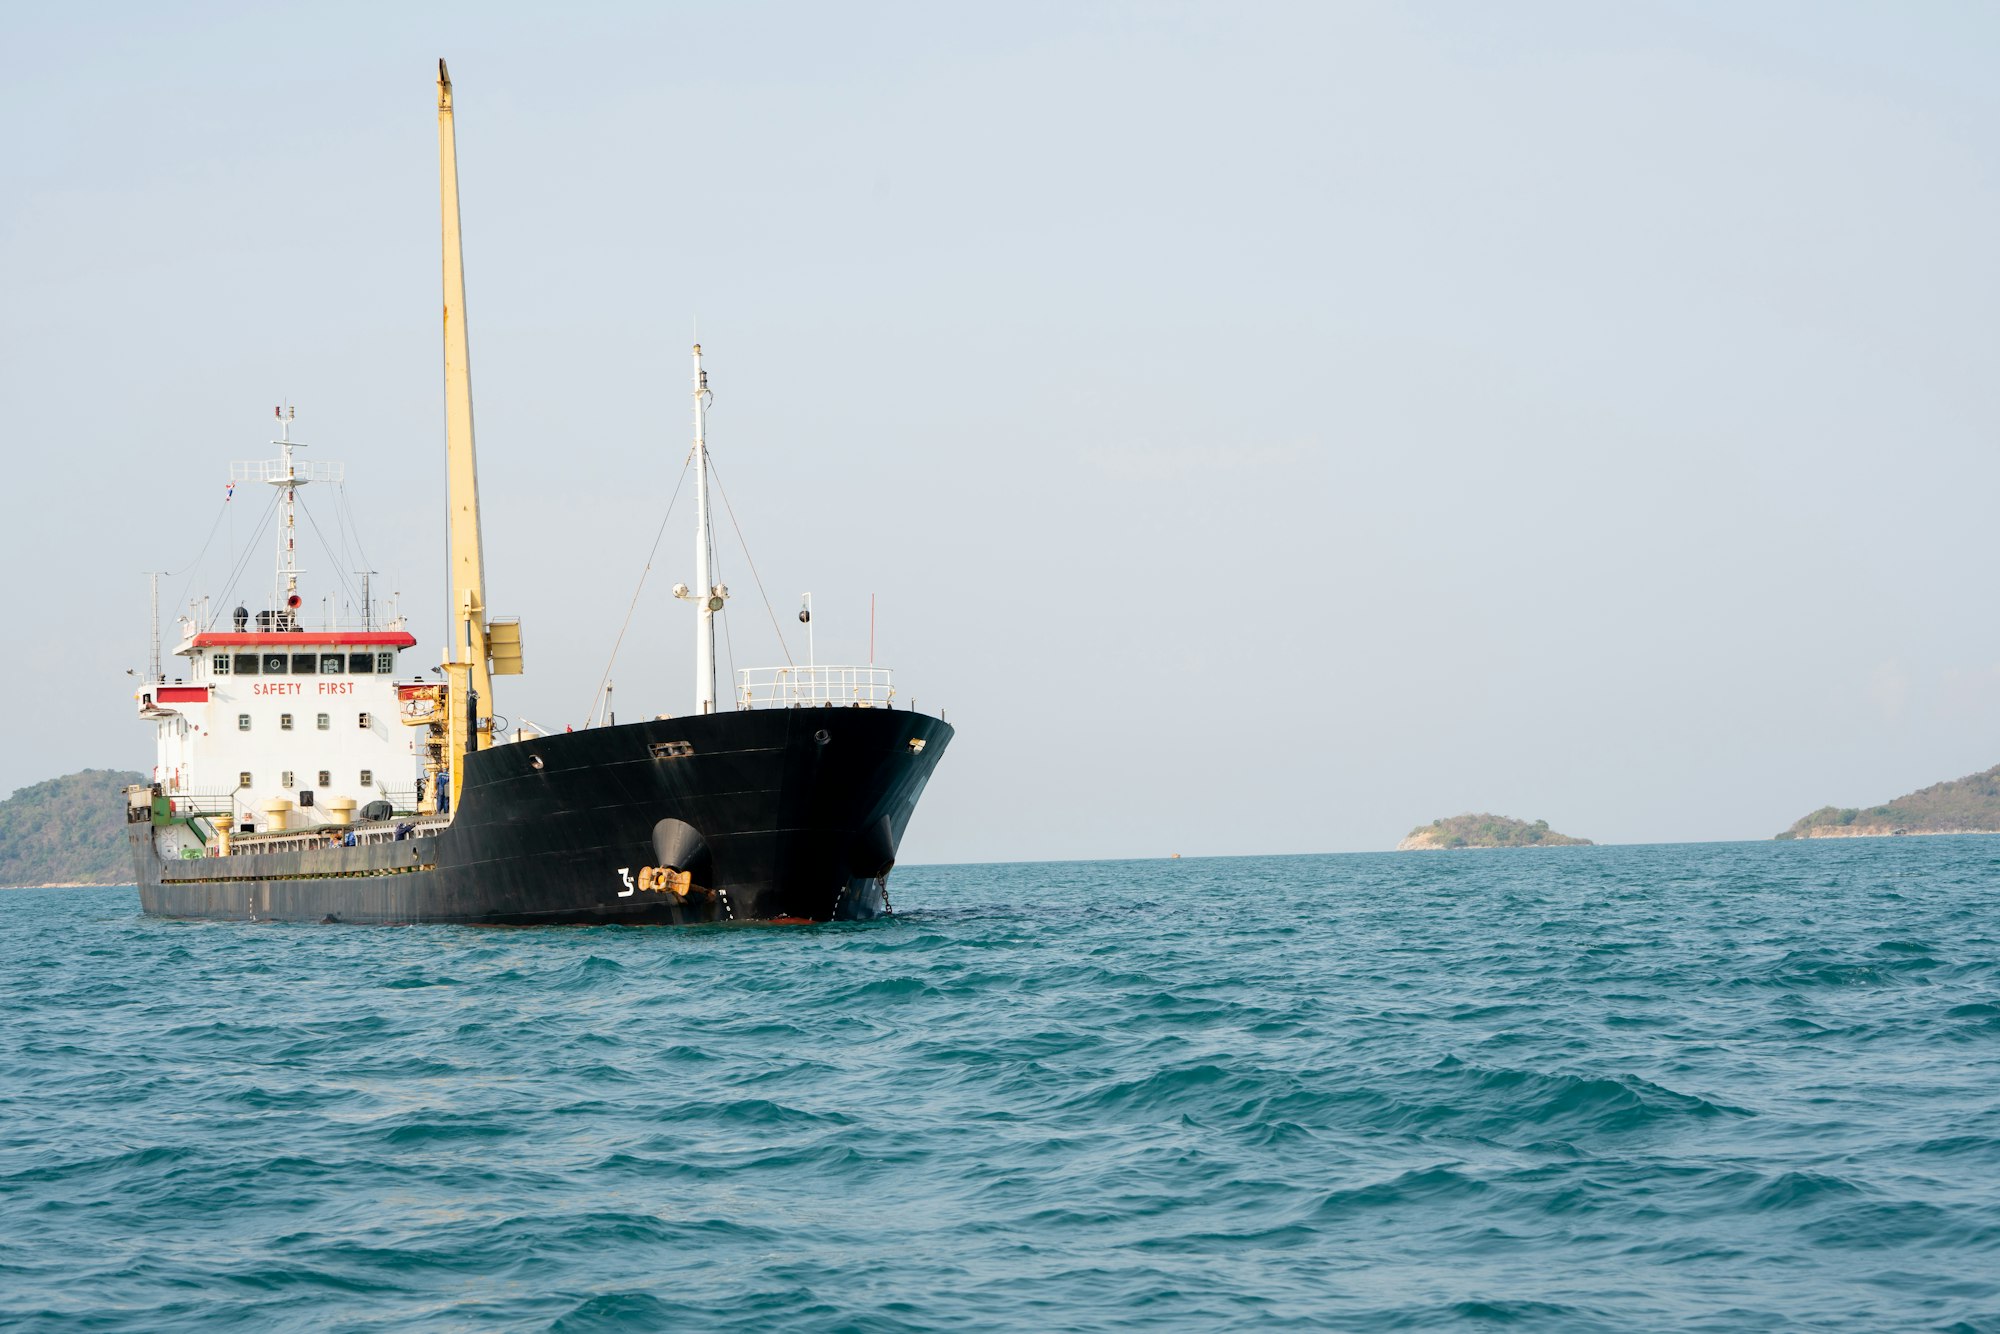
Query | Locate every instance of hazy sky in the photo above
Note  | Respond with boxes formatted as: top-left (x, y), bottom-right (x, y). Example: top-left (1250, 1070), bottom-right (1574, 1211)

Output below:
top-left (4, 2), bottom-right (1997, 862)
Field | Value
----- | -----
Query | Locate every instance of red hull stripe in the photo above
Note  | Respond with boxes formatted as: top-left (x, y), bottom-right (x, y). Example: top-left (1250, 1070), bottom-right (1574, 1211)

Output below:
top-left (189, 631), bottom-right (418, 649)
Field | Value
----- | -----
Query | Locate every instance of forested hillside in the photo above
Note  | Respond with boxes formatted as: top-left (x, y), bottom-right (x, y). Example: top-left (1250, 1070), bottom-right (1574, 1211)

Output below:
top-left (0, 770), bottom-right (145, 887)
top-left (1777, 765), bottom-right (2000, 839)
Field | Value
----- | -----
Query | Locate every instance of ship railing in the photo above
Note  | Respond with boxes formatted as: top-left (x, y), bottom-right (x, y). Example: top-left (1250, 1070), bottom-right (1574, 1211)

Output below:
top-left (154, 791), bottom-right (242, 819)
top-left (173, 613), bottom-right (410, 651)
top-left (229, 459), bottom-right (344, 485)
top-left (736, 665), bottom-right (896, 710)
top-left (221, 811), bottom-right (449, 856)
top-left (155, 787), bottom-right (419, 813)
top-left (151, 788), bottom-right (425, 833)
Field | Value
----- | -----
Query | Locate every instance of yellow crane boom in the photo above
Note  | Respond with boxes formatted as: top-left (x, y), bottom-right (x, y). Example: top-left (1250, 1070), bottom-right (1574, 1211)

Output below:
top-left (436, 59), bottom-right (522, 811)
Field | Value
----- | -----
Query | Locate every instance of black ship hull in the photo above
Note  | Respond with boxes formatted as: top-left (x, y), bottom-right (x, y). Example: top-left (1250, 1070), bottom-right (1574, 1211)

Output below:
top-left (131, 707), bottom-right (952, 925)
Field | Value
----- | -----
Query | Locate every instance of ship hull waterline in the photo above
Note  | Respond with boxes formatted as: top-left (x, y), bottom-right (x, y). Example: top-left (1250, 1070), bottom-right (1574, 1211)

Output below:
top-left (130, 708), bottom-right (952, 925)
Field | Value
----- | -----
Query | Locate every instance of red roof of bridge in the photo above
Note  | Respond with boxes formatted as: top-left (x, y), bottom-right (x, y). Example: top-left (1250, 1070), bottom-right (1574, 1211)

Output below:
top-left (189, 631), bottom-right (418, 649)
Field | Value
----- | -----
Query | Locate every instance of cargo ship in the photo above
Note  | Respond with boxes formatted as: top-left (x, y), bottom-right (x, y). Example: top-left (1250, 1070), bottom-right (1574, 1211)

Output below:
top-left (123, 62), bottom-right (953, 924)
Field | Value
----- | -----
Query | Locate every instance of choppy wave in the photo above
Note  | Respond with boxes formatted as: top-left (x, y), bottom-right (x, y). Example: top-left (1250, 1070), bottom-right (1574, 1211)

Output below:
top-left (4, 838), bottom-right (2000, 1329)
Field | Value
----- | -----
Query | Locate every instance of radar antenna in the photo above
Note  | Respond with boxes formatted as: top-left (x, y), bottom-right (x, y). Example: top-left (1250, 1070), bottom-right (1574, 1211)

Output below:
top-left (229, 404), bottom-right (341, 623)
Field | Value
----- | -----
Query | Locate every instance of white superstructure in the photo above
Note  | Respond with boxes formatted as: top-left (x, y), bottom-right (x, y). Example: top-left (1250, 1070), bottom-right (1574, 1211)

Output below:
top-left (141, 629), bottom-right (419, 832)
top-left (136, 412), bottom-right (422, 835)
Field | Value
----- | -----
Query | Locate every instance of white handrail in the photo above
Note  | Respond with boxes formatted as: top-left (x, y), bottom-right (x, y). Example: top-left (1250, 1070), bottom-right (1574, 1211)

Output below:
top-left (737, 665), bottom-right (895, 709)
top-left (229, 459), bottom-right (344, 484)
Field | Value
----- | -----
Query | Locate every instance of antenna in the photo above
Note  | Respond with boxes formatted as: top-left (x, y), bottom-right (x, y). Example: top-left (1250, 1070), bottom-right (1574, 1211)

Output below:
top-left (230, 407), bottom-right (340, 622)
top-left (148, 572), bottom-right (163, 683)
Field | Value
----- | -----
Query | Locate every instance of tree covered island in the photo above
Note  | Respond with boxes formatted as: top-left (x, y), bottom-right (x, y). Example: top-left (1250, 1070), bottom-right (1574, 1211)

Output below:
top-left (1776, 764), bottom-right (2000, 839)
top-left (1398, 813), bottom-right (1593, 851)
top-left (0, 769), bottom-right (145, 888)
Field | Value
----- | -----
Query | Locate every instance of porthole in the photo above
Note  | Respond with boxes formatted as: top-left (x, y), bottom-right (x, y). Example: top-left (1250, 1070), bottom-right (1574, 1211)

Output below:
top-left (814, 729), bottom-right (831, 746)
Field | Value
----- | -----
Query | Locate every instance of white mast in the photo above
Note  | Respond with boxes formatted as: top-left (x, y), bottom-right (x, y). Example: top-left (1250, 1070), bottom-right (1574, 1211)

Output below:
top-left (148, 572), bottom-right (162, 683)
top-left (233, 406), bottom-right (340, 625)
top-left (275, 405), bottom-right (302, 615)
top-left (691, 344), bottom-right (718, 712)
top-left (673, 343), bottom-right (730, 714)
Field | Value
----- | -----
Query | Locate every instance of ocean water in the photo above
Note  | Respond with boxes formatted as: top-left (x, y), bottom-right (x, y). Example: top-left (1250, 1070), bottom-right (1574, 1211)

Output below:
top-left (2, 840), bottom-right (1998, 1332)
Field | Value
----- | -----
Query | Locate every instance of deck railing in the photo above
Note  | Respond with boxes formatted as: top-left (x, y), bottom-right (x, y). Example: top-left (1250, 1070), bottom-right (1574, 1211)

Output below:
top-left (228, 459), bottom-right (344, 485)
top-left (737, 665), bottom-right (895, 710)
top-left (150, 788), bottom-right (422, 823)
top-left (173, 612), bottom-right (409, 647)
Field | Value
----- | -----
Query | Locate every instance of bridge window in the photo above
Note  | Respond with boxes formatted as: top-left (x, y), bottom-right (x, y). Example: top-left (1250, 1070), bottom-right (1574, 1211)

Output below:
top-left (212, 654), bottom-right (231, 675)
top-left (237, 714), bottom-right (251, 731)
top-left (349, 654), bottom-right (375, 675)
top-left (316, 713), bottom-right (330, 730)
top-left (376, 652), bottom-right (395, 673)
top-left (291, 653), bottom-right (317, 674)
top-left (234, 654), bottom-right (259, 675)
top-left (261, 653), bottom-right (287, 674)
top-left (319, 653), bottom-right (345, 673)
top-left (280, 713), bottom-right (294, 731)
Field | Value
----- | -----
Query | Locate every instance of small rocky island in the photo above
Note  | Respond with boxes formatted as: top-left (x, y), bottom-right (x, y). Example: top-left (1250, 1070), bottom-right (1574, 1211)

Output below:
top-left (1398, 813), bottom-right (1593, 851)
top-left (1776, 763), bottom-right (2000, 839)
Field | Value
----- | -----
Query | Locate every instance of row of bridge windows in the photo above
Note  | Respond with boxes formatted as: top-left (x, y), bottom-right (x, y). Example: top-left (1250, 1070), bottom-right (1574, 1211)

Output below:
top-left (213, 652), bottom-right (395, 676)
